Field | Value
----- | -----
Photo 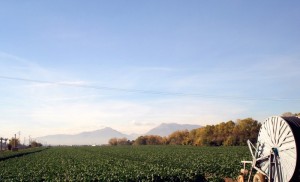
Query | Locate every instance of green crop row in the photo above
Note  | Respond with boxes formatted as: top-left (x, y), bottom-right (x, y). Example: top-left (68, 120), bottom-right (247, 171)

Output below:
top-left (0, 147), bottom-right (47, 161)
top-left (0, 146), bottom-right (250, 181)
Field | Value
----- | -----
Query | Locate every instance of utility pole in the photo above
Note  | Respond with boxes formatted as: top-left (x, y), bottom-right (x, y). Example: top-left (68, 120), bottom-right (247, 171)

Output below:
top-left (4, 138), bottom-right (8, 150)
top-left (14, 134), bottom-right (17, 148)
top-left (0, 137), bottom-right (3, 151)
top-left (18, 131), bottom-right (21, 146)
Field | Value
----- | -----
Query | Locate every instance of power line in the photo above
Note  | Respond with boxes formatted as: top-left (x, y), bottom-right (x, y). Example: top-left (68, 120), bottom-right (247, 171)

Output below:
top-left (0, 75), bottom-right (299, 101)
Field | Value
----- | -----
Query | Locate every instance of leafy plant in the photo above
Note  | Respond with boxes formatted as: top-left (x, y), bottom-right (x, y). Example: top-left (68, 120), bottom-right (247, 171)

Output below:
top-left (0, 146), bottom-right (249, 181)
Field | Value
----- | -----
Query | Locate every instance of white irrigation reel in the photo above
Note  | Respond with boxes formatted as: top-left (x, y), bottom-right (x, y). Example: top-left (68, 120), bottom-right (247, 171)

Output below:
top-left (238, 116), bottom-right (300, 182)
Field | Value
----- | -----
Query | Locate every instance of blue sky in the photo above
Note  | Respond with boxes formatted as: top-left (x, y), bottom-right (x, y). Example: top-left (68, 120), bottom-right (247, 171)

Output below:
top-left (0, 1), bottom-right (300, 139)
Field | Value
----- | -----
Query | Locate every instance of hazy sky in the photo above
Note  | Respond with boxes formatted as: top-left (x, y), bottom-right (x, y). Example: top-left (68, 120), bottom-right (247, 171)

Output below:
top-left (0, 1), bottom-right (300, 139)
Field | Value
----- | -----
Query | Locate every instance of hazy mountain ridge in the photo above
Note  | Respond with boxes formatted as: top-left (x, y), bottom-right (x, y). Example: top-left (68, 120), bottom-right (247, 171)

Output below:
top-left (37, 127), bottom-right (131, 146)
top-left (146, 123), bottom-right (201, 136)
top-left (37, 123), bottom-right (201, 145)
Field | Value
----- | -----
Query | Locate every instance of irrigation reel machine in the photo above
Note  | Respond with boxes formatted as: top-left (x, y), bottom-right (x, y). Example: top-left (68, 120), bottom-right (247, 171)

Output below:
top-left (238, 116), bottom-right (300, 182)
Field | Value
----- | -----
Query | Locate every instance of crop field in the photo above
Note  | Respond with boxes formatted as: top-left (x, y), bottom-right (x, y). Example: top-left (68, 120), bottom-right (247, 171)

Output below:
top-left (0, 146), bottom-right (250, 181)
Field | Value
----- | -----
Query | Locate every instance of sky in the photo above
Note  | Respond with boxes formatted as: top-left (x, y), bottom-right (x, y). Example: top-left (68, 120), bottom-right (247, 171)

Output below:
top-left (0, 1), bottom-right (300, 140)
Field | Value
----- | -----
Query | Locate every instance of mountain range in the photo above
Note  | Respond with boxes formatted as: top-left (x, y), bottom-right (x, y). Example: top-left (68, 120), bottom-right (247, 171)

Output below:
top-left (146, 123), bottom-right (201, 136)
top-left (37, 123), bottom-right (201, 146)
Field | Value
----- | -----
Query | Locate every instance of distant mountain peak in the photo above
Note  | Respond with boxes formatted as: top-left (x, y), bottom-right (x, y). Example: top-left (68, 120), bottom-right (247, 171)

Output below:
top-left (146, 123), bottom-right (201, 136)
top-left (100, 127), bottom-right (117, 131)
top-left (36, 123), bottom-right (201, 145)
top-left (102, 126), bottom-right (113, 129)
top-left (37, 127), bottom-right (133, 146)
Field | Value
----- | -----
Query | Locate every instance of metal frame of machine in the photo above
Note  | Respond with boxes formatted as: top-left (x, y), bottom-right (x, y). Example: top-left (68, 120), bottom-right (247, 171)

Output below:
top-left (238, 116), bottom-right (300, 182)
top-left (239, 140), bottom-right (282, 182)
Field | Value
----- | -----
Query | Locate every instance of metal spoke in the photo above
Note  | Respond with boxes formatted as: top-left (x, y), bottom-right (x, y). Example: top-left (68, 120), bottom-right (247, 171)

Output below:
top-left (256, 116), bottom-right (298, 182)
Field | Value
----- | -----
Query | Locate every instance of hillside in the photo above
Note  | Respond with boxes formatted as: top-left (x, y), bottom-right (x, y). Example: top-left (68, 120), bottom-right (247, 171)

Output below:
top-left (37, 123), bottom-right (202, 145)
top-left (145, 123), bottom-right (201, 136)
top-left (37, 127), bottom-right (130, 145)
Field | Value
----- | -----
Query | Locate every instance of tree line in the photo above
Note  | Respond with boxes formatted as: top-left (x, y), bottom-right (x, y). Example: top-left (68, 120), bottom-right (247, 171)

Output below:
top-left (0, 137), bottom-right (43, 151)
top-left (109, 118), bottom-right (261, 146)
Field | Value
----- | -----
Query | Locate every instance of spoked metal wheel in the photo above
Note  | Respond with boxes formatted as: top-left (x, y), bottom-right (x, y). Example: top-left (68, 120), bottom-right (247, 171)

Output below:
top-left (257, 116), bottom-right (300, 181)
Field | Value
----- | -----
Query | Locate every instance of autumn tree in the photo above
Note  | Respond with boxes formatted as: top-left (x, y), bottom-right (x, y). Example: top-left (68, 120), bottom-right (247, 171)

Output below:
top-left (108, 137), bottom-right (131, 145)
top-left (134, 136), bottom-right (147, 145)
top-left (145, 135), bottom-right (163, 145)
top-left (117, 137), bottom-right (129, 145)
top-left (120, 117), bottom-right (263, 147)
top-left (8, 138), bottom-right (20, 148)
top-left (223, 121), bottom-right (236, 146)
top-left (166, 118), bottom-right (260, 146)
top-left (168, 130), bottom-right (190, 145)
top-left (30, 140), bottom-right (43, 147)
top-left (108, 138), bottom-right (118, 146)
top-left (133, 135), bottom-right (164, 145)
top-left (282, 112), bottom-right (300, 117)
top-left (281, 112), bottom-right (295, 117)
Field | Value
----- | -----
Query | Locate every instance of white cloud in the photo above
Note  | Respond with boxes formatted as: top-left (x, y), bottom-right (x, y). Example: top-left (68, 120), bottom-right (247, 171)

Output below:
top-left (1, 92), bottom-right (249, 137)
top-left (0, 51), bottom-right (52, 78)
top-left (132, 120), bottom-right (155, 126)
top-left (132, 66), bottom-right (176, 72)
top-left (2, 51), bottom-right (296, 138)
top-left (26, 100), bottom-right (151, 136)
top-left (0, 51), bottom-right (31, 64)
